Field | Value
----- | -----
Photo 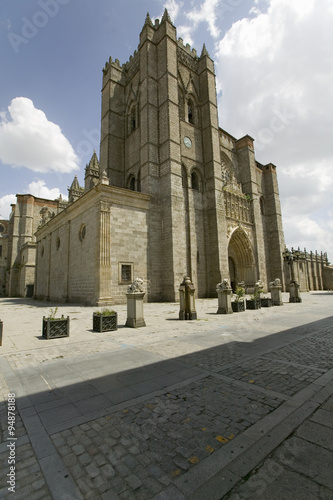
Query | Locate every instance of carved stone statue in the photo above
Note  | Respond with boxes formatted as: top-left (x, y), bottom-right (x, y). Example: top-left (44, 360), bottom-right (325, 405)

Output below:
top-left (127, 277), bottom-right (144, 293)
top-left (216, 278), bottom-right (232, 290)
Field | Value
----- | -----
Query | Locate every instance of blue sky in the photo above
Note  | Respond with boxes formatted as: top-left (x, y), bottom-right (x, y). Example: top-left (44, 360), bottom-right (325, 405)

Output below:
top-left (1, 0), bottom-right (332, 260)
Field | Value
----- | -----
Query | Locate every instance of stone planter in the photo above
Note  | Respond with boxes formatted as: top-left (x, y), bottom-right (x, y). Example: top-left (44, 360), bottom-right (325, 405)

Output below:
top-left (93, 312), bottom-right (117, 332)
top-left (42, 316), bottom-right (70, 339)
top-left (231, 301), bottom-right (245, 312)
top-left (261, 298), bottom-right (273, 307)
top-left (0, 320), bottom-right (3, 346)
top-left (246, 299), bottom-right (261, 310)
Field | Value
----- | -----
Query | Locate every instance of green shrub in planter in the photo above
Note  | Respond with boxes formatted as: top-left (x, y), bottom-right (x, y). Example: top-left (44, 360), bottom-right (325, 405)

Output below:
top-left (42, 309), bottom-right (69, 339)
top-left (246, 292), bottom-right (262, 310)
top-left (232, 301), bottom-right (245, 312)
top-left (93, 309), bottom-right (117, 332)
top-left (261, 297), bottom-right (273, 307)
top-left (232, 286), bottom-right (246, 312)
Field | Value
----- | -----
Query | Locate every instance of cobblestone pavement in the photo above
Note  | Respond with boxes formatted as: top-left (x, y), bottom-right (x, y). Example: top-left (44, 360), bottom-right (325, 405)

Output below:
top-left (0, 409), bottom-right (51, 499)
top-left (0, 292), bottom-right (333, 499)
top-left (51, 379), bottom-right (284, 499)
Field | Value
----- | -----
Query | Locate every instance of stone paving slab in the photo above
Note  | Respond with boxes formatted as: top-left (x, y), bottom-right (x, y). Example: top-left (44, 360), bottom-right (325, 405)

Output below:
top-left (0, 292), bottom-right (332, 498)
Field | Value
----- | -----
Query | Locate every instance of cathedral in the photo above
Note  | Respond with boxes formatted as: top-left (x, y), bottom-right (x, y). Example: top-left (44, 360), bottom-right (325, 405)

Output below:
top-left (3, 11), bottom-right (331, 304)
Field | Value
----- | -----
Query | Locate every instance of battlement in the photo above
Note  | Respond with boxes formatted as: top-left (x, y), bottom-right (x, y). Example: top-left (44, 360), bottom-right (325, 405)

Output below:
top-left (103, 10), bottom-right (203, 77)
top-left (177, 38), bottom-right (198, 59)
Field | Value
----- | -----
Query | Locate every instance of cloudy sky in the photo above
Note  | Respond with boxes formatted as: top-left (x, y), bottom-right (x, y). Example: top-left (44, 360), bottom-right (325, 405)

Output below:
top-left (0, 0), bottom-right (332, 260)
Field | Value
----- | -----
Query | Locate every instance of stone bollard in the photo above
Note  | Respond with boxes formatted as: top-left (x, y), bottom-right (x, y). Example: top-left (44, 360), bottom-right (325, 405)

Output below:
top-left (216, 279), bottom-right (233, 314)
top-left (269, 278), bottom-right (283, 306)
top-left (179, 276), bottom-right (197, 320)
top-left (289, 280), bottom-right (302, 303)
top-left (125, 278), bottom-right (146, 328)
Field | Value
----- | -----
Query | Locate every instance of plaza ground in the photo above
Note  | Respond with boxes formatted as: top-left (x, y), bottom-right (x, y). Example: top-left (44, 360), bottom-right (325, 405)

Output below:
top-left (0, 291), bottom-right (332, 499)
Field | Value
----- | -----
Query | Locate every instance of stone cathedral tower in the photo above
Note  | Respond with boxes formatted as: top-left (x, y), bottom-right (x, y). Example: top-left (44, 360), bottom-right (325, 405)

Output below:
top-left (99, 11), bottom-right (285, 301)
top-left (34, 10), bottom-right (286, 305)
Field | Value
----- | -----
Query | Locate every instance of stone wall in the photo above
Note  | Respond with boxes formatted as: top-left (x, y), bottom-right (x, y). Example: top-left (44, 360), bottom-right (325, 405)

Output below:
top-left (35, 185), bottom-right (150, 306)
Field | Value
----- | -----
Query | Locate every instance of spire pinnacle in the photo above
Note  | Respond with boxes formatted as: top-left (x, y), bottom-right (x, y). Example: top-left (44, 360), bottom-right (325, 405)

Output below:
top-left (162, 8), bottom-right (172, 24)
top-left (144, 12), bottom-right (154, 27)
top-left (200, 43), bottom-right (210, 58)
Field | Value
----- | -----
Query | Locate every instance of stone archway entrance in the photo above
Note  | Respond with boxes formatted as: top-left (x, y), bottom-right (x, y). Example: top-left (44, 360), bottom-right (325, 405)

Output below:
top-left (228, 256), bottom-right (236, 291)
top-left (228, 227), bottom-right (256, 288)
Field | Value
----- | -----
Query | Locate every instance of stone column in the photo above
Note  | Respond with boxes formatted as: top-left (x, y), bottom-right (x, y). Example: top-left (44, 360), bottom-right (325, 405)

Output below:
top-left (179, 277), bottom-right (197, 320)
top-left (289, 280), bottom-right (302, 303)
top-left (216, 279), bottom-right (233, 314)
top-left (126, 278), bottom-right (146, 328)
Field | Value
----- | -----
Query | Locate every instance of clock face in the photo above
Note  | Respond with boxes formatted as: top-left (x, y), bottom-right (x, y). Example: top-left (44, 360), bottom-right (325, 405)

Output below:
top-left (184, 136), bottom-right (192, 148)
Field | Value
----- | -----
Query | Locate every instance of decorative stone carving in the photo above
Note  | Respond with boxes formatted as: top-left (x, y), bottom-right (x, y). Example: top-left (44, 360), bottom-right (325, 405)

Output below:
top-left (269, 278), bottom-right (283, 306)
top-left (216, 278), bottom-right (232, 290)
top-left (216, 279), bottom-right (233, 314)
top-left (127, 277), bottom-right (144, 293)
top-left (126, 278), bottom-right (146, 328)
top-left (39, 207), bottom-right (54, 226)
top-left (179, 276), bottom-right (197, 320)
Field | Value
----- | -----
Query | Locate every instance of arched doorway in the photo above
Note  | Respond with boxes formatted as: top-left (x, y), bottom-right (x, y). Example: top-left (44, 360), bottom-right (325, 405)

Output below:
top-left (228, 227), bottom-right (256, 288)
top-left (228, 257), bottom-right (236, 291)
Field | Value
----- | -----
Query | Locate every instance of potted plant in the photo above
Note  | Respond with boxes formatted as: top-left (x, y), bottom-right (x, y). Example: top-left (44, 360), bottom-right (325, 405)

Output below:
top-left (260, 295), bottom-right (273, 307)
top-left (42, 307), bottom-right (70, 339)
top-left (93, 309), bottom-right (118, 332)
top-left (246, 292), bottom-right (262, 310)
top-left (231, 286), bottom-right (246, 312)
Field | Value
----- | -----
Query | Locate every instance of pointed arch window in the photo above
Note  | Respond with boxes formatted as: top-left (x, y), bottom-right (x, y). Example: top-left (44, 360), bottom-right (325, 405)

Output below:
top-left (129, 176), bottom-right (136, 191)
top-left (131, 106), bottom-right (137, 132)
top-left (179, 88), bottom-right (185, 120)
top-left (137, 170), bottom-right (141, 192)
top-left (187, 99), bottom-right (195, 124)
top-left (128, 103), bottom-right (139, 135)
top-left (191, 171), bottom-right (199, 191)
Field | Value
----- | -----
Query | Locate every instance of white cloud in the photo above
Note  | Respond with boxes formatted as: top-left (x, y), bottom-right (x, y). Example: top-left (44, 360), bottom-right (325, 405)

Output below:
top-left (186, 0), bottom-right (221, 38)
top-left (0, 97), bottom-right (79, 174)
top-left (25, 180), bottom-right (67, 201)
top-left (163, 0), bottom-right (183, 21)
top-left (214, 0), bottom-right (333, 259)
top-left (0, 194), bottom-right (16, 219)
top-left (283, 215), bottom-right (333, 259)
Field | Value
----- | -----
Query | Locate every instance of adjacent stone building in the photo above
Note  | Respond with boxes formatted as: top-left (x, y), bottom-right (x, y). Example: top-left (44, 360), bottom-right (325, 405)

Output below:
top-left (5, 195), bottom-right (63, 298)
top-left (0, 220), bottom-right (9, 297)
top-left (4, 11), bottom-right (331, 304)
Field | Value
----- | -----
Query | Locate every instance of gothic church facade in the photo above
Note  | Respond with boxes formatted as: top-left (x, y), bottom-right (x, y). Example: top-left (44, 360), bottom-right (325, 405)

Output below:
top-left (34, 11), bottom-right (287, 305)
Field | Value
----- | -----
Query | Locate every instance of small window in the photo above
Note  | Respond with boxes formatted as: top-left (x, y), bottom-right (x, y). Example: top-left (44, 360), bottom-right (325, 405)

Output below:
top-left (129, 177), bottom-right (136, 191)
top-left (0, 224), bottom-right (4, 234)
top-left (260, 196), bottom-right (265, 215)
top-left (188, 99), bottom-right (194, 124)
top-left (191, 171), bottom-right (199, 191)
top-left (119, 262), bottom-right (133, 284)
top-left (41, 246), bottom-right (44, 257)
top-left (131, 107), bottom-right (136, 131)
top-left (79, 224), bottom-right (86, 241)
top-left (56, 236), bottom-right (60, 250)
top-left (0, 245), bottom-right (2, 257)
top-left (137, 171), bottom-right (141, 192)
